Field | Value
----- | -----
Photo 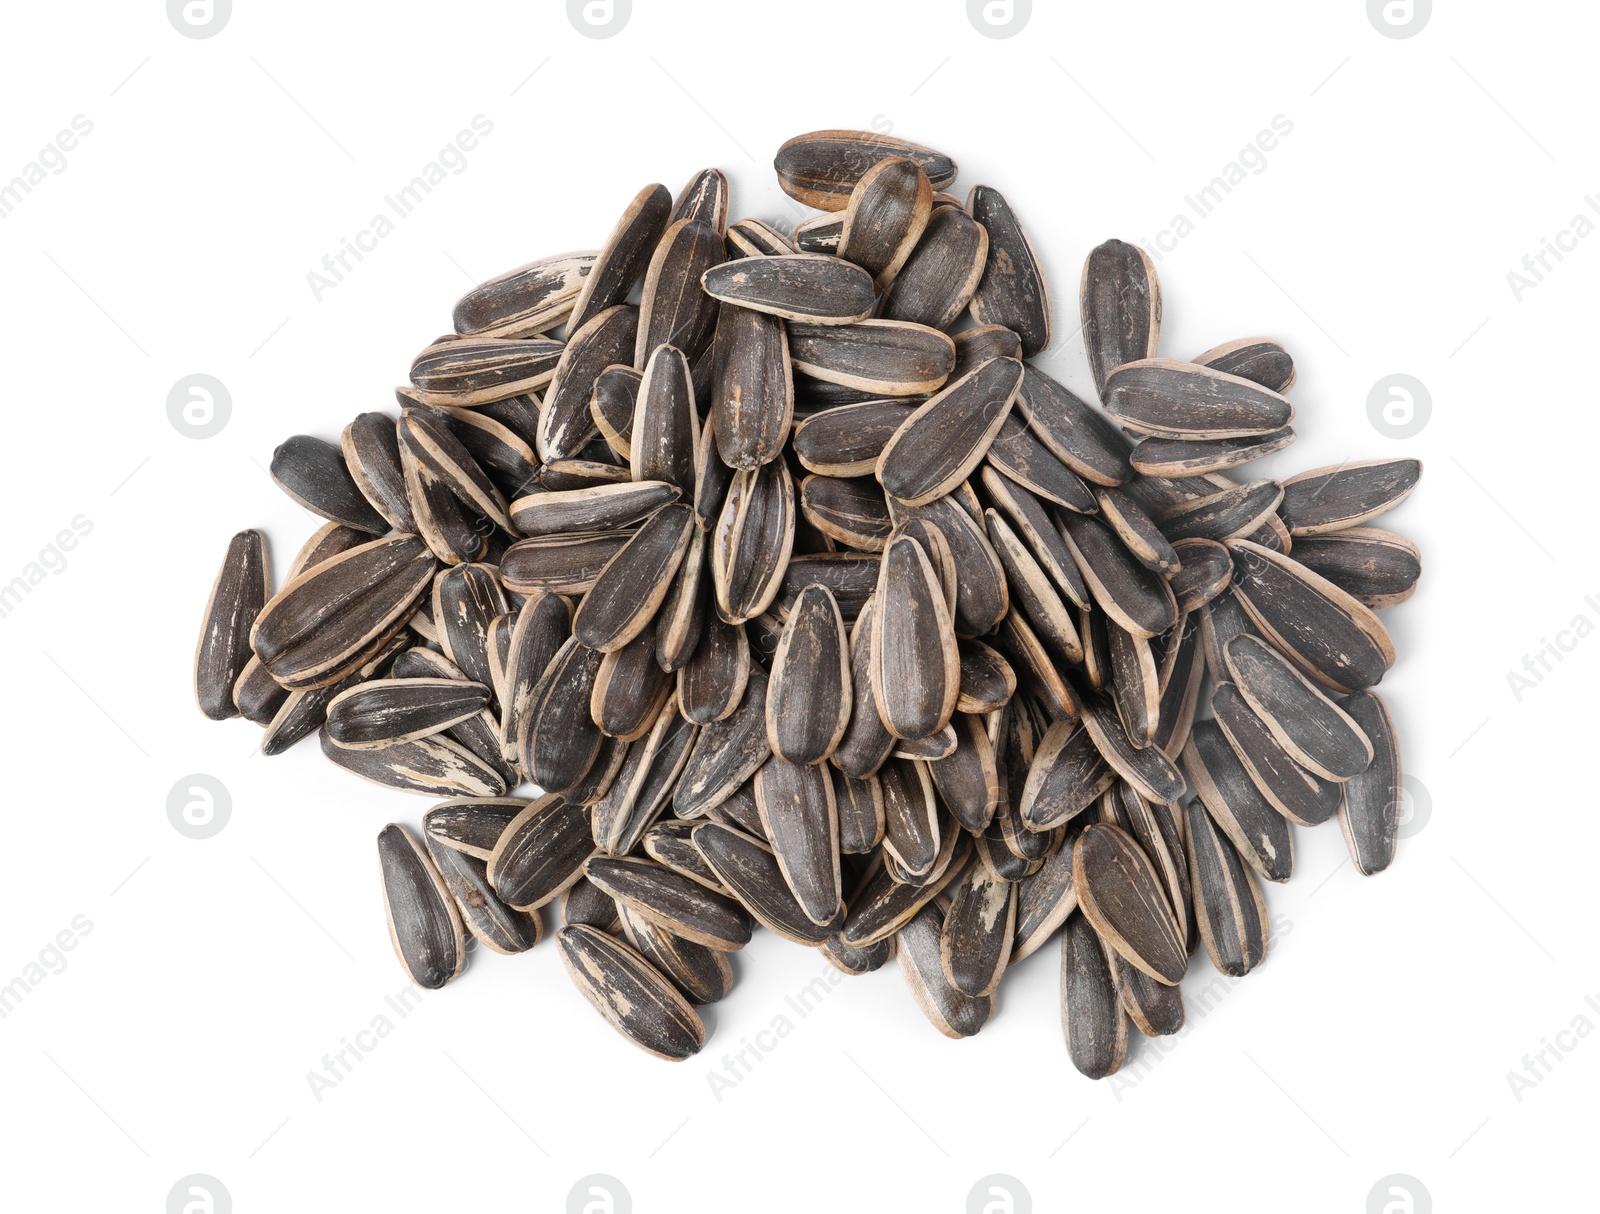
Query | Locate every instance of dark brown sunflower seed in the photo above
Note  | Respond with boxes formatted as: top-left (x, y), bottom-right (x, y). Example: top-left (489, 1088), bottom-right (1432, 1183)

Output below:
top-left (800, 475), bottom-right (892, 550)
top-left (565, 183), bottom-right (672, 337)
top-left (985, 415), bottom-right (1097, 514)
top-left (1287, 527), bottom-right (1420, 610)
top-left (232, 655), bottom-right (287, 724)
top-left (689, 821), bottom-right (841, 944)
top-left (590, 363), bottom-right (642, 461)
top-left (1081, 238), bottom-right (1161, 399)
top-left (879, 758), bottom-right (942, 880)
top-left (822, 932), bottom-right (895, 975)
top-left (832, 593), bottom-right (896, 779)
top-left (956, 640), bottom-right (1015, 715)
top-left (378, 824), bottom-right (465, 989)
top-left (431, 562), bottom-right (506, 696)
top-left (408, 336), bottom-right (565, 406)
top-left (474, 394), bottom-right (542, 450)
top-left (708, 302), bottom-right (793, 470)
top-left (617, 903), bottom-right (732, 1006)
top-left (1057, 512), bottom-right (1178, 639)
top-left (1072, 822), bottom-right (1187, 985)
top-left (900, 899), bottom-right (995, 1038)
top-left (701, 254), bottom-right (875, 324)
top-left (1198, 589), bottom-right (1256, 685)
top-left (1192, 336), bottom-right (1296, 392)
top-left (1129, 428), bottom-right (1296, 478)
top-left (1183, 797), bottom-right (1269, 977)
top-left (585, 856), bottom-right (752, 951)
top-left (774, 129), bottom-right (957, 212)
top-left (636, 219), bottom-right (722, 367)
top-left (871, 535), bottom-right (960, 740)
top-left (519, 636), bottom-right (606, 793)
top-left (1210, 680), bottom-right (1340, 827)
top-left (557, 924), bottom-right (705, 1061)
top-left (496, 594), bottom-right (572, 761)
top-left (1010, 367), bottom-right (1132, 489)
top-left (891, 492), bottom-right (1010, 638)
top-left (285, 522), bottom-right (372, 583)
top-left (341, 414), bottom-right (416, 533)
top-left (765, 585), bottom-right (850, 764)
top-left (967, 185), bottom-right (1051, 358)
top-left (1151, 617), bottom-right (1205, 760)
top-left (837, 156), bottom-right (932, 289)
top-left (724, 217), bottom-right (792, 258)
top-left (711, 459), bottom-right (795, 624)
top-left (926, 714), bottom-right (1001, 834)
top-left (401, 443), bottom-right (483, 565)
top-left (892, 726), bottom-right (957, 761)
top-left (591, 693), bottom-right (697, 855)
top-left (451, 252), bottom-right (595, 339)
top-left (626, 346), bottom-right (699, 495)
top-left (424, 832), bottom-right (541, 955)
top-left (832, 766), bottom-right (885, 853)
top-left (195, 529), bottom-right (270, 721)
top-left (677, 610), bottom-right (751, 724)
top-left (324, 678), bottom-right (488, 749)
top-left (324, 728), bottom-right (507, 797)
top-left (1168, 538), bottom-right (1234, 612)
top-left (1105, 359), bottom-right (1295, 439)
top-left (442, 410), bottom-right (540, 502)
top-left (1225, 633), bottom-right (1373, 780)
top-left (838, 831), bottom-right (970, 949)
top-left (1106, 620), bottom-right (1160, 749)
top-left (1059, 912), bottom-right (1127, 1079)
top-left (572, 503), bottom-right (694, 653)
top-left (642, 820), bottom-right (730, 893)
top-left (1011, 830), bottom-right (1079, 963)
top-left (260, 631), bottom-right (409, 756)
top-left (788, 320), bottom-right (955, 397)
top-left (423, 797), bottom-right (527, 861)
top-left (1094, 485), bottom-right (1178, 572)
top-left (1230, 539), bottom-right (1395, 691)
top-left (587, 630), bottom-right (672, 743)
top-left (652, 526), bottom-right (708, 673)
top-left (400, 409), bottom-right (511, 529)
top-left (1157, 478), bottom-right (1284, 544)
top-left (994, 610), bottom-right (1074, 723)
top-left (268, 435), bottom-right (388, 535)
top-left (1181, 719), bottom-right (1296, 883)
top-left (1021, 721), bottom-right (1112, 832)
top-left (1337, 690), bottom-right (1402, 876)
top-left (876, 356), bottom-right (1021, 507)
top-left (500, 536), bottom-right (621, 600)
top-left (1111, 787), bottom-right (1190, 943)
top-left (753, 755), bottom-right (842, 926)
top-left (1278, 458), bottom-right (1422, 536)
top-left (560, 876), bottom-right (619, 930)
top-left (981, 469), bottom-right (1090, 608)
top-left (792, 401), bottom-right (918, 477)
top-left (939, 861), bottom-right (1015, 998)
top-left (879, 204), bottom-right (989, 329)
top-left (1075, 692), bottom-right (1187, 807)
top-left (1111, 951), bottom-right (1185, 1036)
top-left (509, 480), bottom-right (678, 538)
top-left (986, 509), bottom-right (1083, 667)
top-left (482, 794), bottom-right (593, 910)
top-left (538, 304), bottom-right (640, 460)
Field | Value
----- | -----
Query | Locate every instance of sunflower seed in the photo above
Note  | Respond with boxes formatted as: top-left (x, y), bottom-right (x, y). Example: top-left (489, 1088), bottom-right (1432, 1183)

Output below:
top-left (793, 401), bottom-right (919, 477)
top-left (424, 832), bottom-right (542, 955)
top-left (765, 585), bottom-right (850, 764)
top-left (830, 593), bottom-right (895, 778)
top-left (482, 794), bottom-right (593, 911)
top-left (832, 766), bottom-right (885, 854)
top-left (986, 509), bottom-right (1083, 666)
top-left (538, 304), bottom-right (641, 460)
top-left (342, 414), bottom-right (417, 533)
top-left (838, 827), bottom-right (970, 948)
top-left (774, 129), bottom-right (957, 211)
top-left (709, 302), bottom-right (793, 470)
top-left (967, 185), bottom-right (1051, 358)
top-left (677, 610), bottom-right (751, 725)
top-left (642, 821), bottom-right (730, 893)
top-left (792, 212), bottom-right (844, 253)
top-left (1337, 690), bottom-right (1402, 876)
top-left (1192, 336), bottom-right (1296, 392)
top-left (408, 337), bottom-right (565, 406)
top-left (871, 535), bottom-right (960, 740)
top-left (565, 183), bottom-right (673, 338)
top-left (325, 678), bottom-right (489, 749)
top-left (1072, 822), bottom-right (1186, 985)
top-left (1074, 691), bottom-right (1187, 807)
top-left (636, 219), bottom-right (723, 367)
top-left (940, 862), bottom-right (1015, 997)
top-left (1008, 828), bottom-right (1077, 964)
top-left (688, 822), bottom-right (839, 944)
top-left (398, 411), bottom-right (510, 531)
top-left (753, 756), bottom-right (842, 925)
top-left (956, 641), bottom-right (1015, 715)
top-left (925, 714), bottom-right (1000, 833)
top-left (1157, 478), bottom-right (1284, 544)
top-left (798, 475), bottom-right (891, 550)
top-left (725, 217), bottom-right (793, 258)
top-left (985, 416), bottom-right (1097, 513)
top-left (1230, 539), bottom-right (1395, 691)
top-left (196, 529), bottom-right (270, 721)
top-left (423, 797), bottom-right (527, 861)
top-left (625, 345), bottom-right (700, 496)
top-left (560, 876), bottom-right (620, 931)
top-left (1287, 527), bottom-right (1421, 610)
top-left (877, 356), bottom-right (1021, 507)
top-left (402, 442), bottom-right (483, 564)
top-left (837, 157), bottom-right (932, 289)
top-left (509, 480), bottom-right (678, 537)
top-left (268, 435), bottom-right (390, 534)
top-left (500, 536), bottom-right (620, 602)
top-left (711, 460), bottom-right (794, 624)
top-left (879, 758), bottom-right (942, 881)
top-left (592, 695), bottom-right (697, 856)
top-left (585, 856), bottom-right (752, 951)
top-left (232, 656), bottom-right (287, 725)
top-left (994, 609), bottom-right (1074, 723)
top-left (1081, 239), bottom-right (1161, 399)
top-left (981, 469), bottom-right (1090, 609)
top-left (1057, 513), bottom-right (1177, 640)
top-left (891, 493), bottom-right (1010, 638)
top-left (788, 320), bottom-right (955, 397)
top-left (587, 630), bottom-right (672, 742)
top-left (558, 924), bottom-right (706, 1061)
top-left (1183, 797), bottom-right (1269, 977)
top-left (1105, 359), bottom-right (1295, 439)
top-left (701, 255), bottom-right (875, 324)
top-left (1111, 951), bottom-right (1185, 1037)
top-left (879, 204), bottom-right (989, 329)
top-left (1059, 912), bottom-right (1127, 1079)
top-left (1129, 428), bottom-right (1296, 478)
top-left (900, 899), bottom-right (995, 1038)
top-left (260, 631), bottom-right (410, 756)
top-left (589, 364), bottom-right (641, 461)
top-left (1094, 486), bottom-right (1178, 572)
top-left (572, 503), bottom-right (694, 652)
top-left (321, 727), bottom-right (507, 797)
top-left (1224, 633), bottom-right (1373, 781)
top-left (1181, 720), bottom-right (1296, 883)
top-left (519, 636), bottom-right (606, 794)
top-left (821, 933), bottom-right (895, 975)
top-left (378, 823), bottom-right (465, 989)
top-left (450, 252), bottom-right (595, 339)
top-left (892, 726), bottom-right (957, 762)
top-left (1277, 459), bottom-right (1422, 536)
top-left (1167, 538), bottom-right (1233, 613)
top-left (1019, 721), bottom-right (1110, 831)
top-left (431, 563), bottom-right (507, 697)
top-left (1210, 680), bottom-right (1340, 827)
top-left (618, 903), bottom-right (733, 1005)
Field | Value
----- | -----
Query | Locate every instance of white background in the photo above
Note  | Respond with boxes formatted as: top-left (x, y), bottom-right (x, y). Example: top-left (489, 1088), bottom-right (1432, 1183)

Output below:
top-left (0, 1), bottom-right (1591, 1211)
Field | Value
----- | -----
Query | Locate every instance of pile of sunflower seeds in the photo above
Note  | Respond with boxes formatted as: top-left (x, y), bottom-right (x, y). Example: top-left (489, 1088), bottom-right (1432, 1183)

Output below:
top-left (194, 129), bottom-right (1422, 1074)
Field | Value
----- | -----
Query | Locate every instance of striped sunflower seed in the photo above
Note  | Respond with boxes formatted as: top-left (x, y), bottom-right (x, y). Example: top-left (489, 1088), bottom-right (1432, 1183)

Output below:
top-left (591, 695), bottom-right (697, 857)
top-left (1129, 427), bottom-right (1297, 478)
top-left (1192, 336), bottom-right (1296, 392)
top-left (986, 415), bottom-right (1097, 513)
top-left (401, 441), bottom-right (483, 565)
top-left (269, 435), bottom-right (391, 534)
top-left (879, 204), bottom-right (989, 329)
top-left (711, 460), bottom-right (794, 624)
top-left (1224, 633), bottom-right (1373, 781)
top-left (940, 862), bottom-right (1016, 997)
top-left (774, 129), bottom-right (957, 211)
top-left (701, 255), bottom-right (875, 324)
top-left (1157, 478), bottom-right (1284, 544)
top-left (642, 820), bottom-right (731, 893)
top-left (1072, 822), bottom-right (1187, 985)
top-left (408, 336), bottom-right (565, 406)
top-left (1287, 527), bottom-right (1421, 610)
top-left (432, 562), bottom-right (507, 696)
top-left (787, 320), bottom-right (955, 397)
top-left (690, 821), bottom-right (842, 944)
top-left (423, 797), bottom-right (527, 861)
top-left (1183, 797), bottom-right (1270, 977)
top-left (584, 856), bottom-right (752, 951)
top-left (519, 636), bottom-right (606, 794)
top-left (1181, 719), bottom-right (1296, 884)
top-left (677, 610), bottom-right (751, 725)
top-left (591, 630), bottom-right (674, 742)
top-left (836, 156), bottom-right (933, 289)
top-left (793, 401), bottom-right (919, 477)
top-left (800, 475), bottom-right (893, 551)
top-left (572, 503), bottom-right (694, 652)
top-left (509, 480), bottom-right (678, 537)
top-left (1093, 486), bottom-right (1178, 572)
top-left (754, 755), bottom-right (842, 926)
top-left (1074, 692), bottom-right (1187, 807)
top-left (617, 903), bottom-right (733, 1006)
top-left (1105, 359), bottom-right (1295, 439)
top-left (321, 727), bottom-right (508, 797)
top-left (1059, 912), bottom-right (1127, 1079)
top-left (899, 899), bottom-right (995, 1038)
top-left (342, 414), bottom-right (417, 533)
top-left (631, 344), bottom-right (699, 492)
top-left (566, 183), bottom-right (673, 336)
top-left (766, 585), bottom-right (850, 764)
top-left (451, 252), bottom-right (596, 339)
top-left (822, 933), bottom-right (895, 976)
top-left (1057, 512), bottom-right (1178, 640)
top-left (560, 876), bottom-right (620, 931)
top-left (1210, 680), bottom-right (1341, 827)
top-left (791, 212), bottom-right (843, 254)
top-left (378, 823), bottom-right (465, 989)
top-left (424, 832), bottom-right (542, 955)
top-left (725, 217), bottom-right (793, 258)
top-left (260, 631), bottom-right (410, 756)
top-left (1338, 690), bottom-right (1402, 876)
top-left (832, 766), bottom-right (886, 854)
top-left (1081, 238), bottom-right (1161, 399)
top-left (557, 924), bottom-right (706, 1061)
top-left (196, 529), bottom-right (270, 721)
top-left (1277, 458), bottom-right (1422, 536)
top-left (876, 356), bottom-right (1022, 507)
top-left (967, 185), bottom-right (1052, 358)
top-left (538, 304), bottom-right (641, 461)
top-left (484, 794), bottom-right (594, 911)
top-left (871, 534), bottom-right (960, 740)
top-left (636, 219), bottom-right (723, 367)
top-left (590, 363), bottom-right (642, 460)
top-left (1168, 538), bottom-right (1233, 612)
top-left (710, 302), bottom-right (793, 469)
top-left (1112, 951), bottom-right (1185, 1037)
top-left (325, 678), bottom-right (489, 749)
